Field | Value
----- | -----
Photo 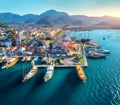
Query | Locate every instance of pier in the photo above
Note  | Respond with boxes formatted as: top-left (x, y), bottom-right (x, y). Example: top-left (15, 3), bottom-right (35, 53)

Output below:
top-left (35, 64), bottom-right (87, 68)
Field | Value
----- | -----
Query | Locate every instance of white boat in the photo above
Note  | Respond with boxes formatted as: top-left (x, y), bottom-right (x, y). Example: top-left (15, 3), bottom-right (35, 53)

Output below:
top-left (33, 56), bottom-right (39, 61)
top-left (44, 65), bottom-right (54, 82)
top-left (22, 66), bottom-right (38, 82)
top-left (26, 56), bottom-right (32, 61)
top-left (0, 53), bottom-right (7, 63)
top-left (90, 49), bottom-right (110, 54)
top-left (22, 56), bottom-right (26, 62)
top-left (22, 56), bottom-right (32, 62)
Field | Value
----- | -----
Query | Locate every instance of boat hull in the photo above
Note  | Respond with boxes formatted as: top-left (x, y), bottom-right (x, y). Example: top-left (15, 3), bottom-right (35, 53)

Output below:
top-left (7, 57), bottom-right (19, 68)
top-left (22, 66), bottom-right (38, 82)
top-left (76, 65), bottom-right (86, 81)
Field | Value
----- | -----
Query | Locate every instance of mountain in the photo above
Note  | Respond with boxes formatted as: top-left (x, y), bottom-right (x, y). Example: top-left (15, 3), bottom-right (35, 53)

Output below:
top-left (0, 13), bottom-right (23, 23)
top-left (0, 10), bottom-right (120, 28)
top-left (39, 10), bottom-right (69, 19)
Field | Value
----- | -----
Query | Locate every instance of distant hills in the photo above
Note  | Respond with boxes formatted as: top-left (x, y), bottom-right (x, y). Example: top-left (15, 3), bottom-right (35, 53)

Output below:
top-left (0, 9), bottom-right (120, 28)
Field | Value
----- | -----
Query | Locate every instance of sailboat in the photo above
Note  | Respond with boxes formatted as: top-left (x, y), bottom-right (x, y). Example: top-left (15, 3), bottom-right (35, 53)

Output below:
top-left (44, 65), bottom-right (54, 82)
top-left (2, 56), bottom-right (19, 69)
top-left (22, 66), bottom-right (38, 82)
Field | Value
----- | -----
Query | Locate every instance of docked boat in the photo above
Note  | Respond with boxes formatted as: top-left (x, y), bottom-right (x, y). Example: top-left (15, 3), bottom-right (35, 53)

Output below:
top-left (76, 65), bottom-right (86, 81)
top-left (89, 49), bottom-right (110, 54)
top-left (41, 57), bottom-right (47, 64)
top-left (22, 56), bottom-right (32, 62)
top-left (22, 56), bottom-right (26, 62)
top-left (2, 56), bottom-right (19, 69)
top-left (0, 53), bottom-right (7, 63)
top-left (44, 65), bottom-right (54, 82)
top-left (26, 56), bottom-right (32, 61)
top-left (86, 52), bottom-right (106, 59)
top-left (22, 66), bottom-right (38, 82)
top-left (33, 56), bottom-right (39, 61)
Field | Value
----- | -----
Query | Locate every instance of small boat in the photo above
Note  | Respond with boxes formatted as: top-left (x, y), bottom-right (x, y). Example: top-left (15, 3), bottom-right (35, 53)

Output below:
top-left (103, 37), bottom-right (106, 40)
top-left (44, 65), bottom-right (54, 82)
top-left (90, 49), bottom-right (110, 54)
top-left (22, 56), bottom-right (26, 62)
top-left (2, 56), bottom-right (19, 69)
top-left (76, 65), bottom-right (86, 81)
top-left (33, 56), bottom-right (39, 61)
top-left (41, 57), bottom-right (47, 64)
top-left (26, 56), bottom-right (32, 61)
top-left (22, 56), bottom-right (32, 62)
top-left (86, 52), bottom-right (106, 59)
top-left (0, 53), bottom-right (7, 63)
top-left (22, 66), bottom-right (38, 82)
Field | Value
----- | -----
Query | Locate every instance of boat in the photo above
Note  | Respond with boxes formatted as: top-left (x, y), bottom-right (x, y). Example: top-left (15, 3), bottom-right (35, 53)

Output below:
top-left (103, 37), bottom-right (106, 40)
top-left (76, 65), bottom-right (86, 81)
top-left (22, 56), bottom-right (32, 62)
top-left (33, 56), bottom-right (39, 61)
top-left (44, 65), bottom-right (54, 82)
top-left (22, 56), bottom-right (26, 62)
top-left (90, 49), bottom-right (110, 54)
top-left (0, 53), bottom-right (7, 63)
top-left (2, 56), bottom-right (19, 69)
top-left (26, 56), bottom-right (32, 61)
top-left (86, 52), bottom-right (106, 59)
top-left (22, 66), bottom-right (38, 82)
top-left (41, 57), bottom-right (47, 64)
top-left (81, 38), bottom-right (91, 43)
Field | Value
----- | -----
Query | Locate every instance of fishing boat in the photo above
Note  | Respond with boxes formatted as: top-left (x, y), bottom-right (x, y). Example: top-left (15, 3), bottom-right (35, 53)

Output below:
top-left (22, 66), bottom-right (38, 82)
top-left (76, 65), bottom-right (86, 81)
top-left (2, 56), bottom-right (19, 69)
top-left (44, 65), bottom-right (54, 82)
top-left (86, 52), bottom-right (106, 59)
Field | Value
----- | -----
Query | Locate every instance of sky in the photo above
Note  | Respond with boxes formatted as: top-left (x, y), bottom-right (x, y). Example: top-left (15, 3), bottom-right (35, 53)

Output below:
top-left (0, 0), bottom-right (120, 17)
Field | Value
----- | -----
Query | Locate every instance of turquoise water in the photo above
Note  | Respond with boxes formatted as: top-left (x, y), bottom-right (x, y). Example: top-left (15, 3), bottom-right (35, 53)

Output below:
top-left (0, 30), bottom-right (120, 105)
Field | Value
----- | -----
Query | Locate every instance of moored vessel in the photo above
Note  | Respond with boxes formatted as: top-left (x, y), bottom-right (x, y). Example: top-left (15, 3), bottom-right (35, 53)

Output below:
top-left (22, 66), bottom-right (38, 82)
top-left (44, 65), bottom-right (54, 82)
top-left (76, 65), bottom-right (86, 81)
top-left (2, 56), bottom-right (19, 69)
top-left (86, 52), bottom-right (106, 59)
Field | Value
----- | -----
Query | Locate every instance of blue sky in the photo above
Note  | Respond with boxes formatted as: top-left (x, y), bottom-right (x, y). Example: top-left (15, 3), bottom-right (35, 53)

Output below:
top-left (0, 0), bottom-right (120, 16)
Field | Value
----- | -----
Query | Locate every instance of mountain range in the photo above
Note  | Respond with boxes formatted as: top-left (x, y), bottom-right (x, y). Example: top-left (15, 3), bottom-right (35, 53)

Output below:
top-left (0, 10), bottom-right (120, 28)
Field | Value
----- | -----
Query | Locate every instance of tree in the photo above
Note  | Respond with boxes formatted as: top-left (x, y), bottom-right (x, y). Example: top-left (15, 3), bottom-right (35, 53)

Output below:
top-left (49, 42), bottom-right (53, 50)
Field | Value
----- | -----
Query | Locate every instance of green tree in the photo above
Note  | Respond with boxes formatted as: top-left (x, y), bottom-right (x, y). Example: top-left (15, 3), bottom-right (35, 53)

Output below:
top-left (49, 42), bottom-right (53, 50)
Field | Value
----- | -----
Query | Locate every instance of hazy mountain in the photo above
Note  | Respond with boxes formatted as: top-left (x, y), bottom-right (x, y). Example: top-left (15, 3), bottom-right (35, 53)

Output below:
top-left (0, 13), bottom-right (23, 23)
top-left (0, 10), bottom-right (120, 27)
top-left (39, 10), bottom-right (69, 19)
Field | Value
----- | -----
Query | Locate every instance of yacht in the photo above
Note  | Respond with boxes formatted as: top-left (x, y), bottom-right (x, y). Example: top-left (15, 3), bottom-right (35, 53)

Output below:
top-left (22, 66), bottom-right (38, 82)
top-left (2, 56), bottom-right (19, 69)
top-left (76, 65), bottom-right (86, 81)
top-left (87, 52), bottom-right (106, 59)
top-left (44, 65), bottom-right (54, 82)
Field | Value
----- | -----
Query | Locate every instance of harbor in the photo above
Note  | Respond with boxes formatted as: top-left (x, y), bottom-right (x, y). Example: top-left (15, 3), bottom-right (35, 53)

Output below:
top-left (0, 29), bottom-right (119, 105)
top-left (0, 26), bottom-right (111, 83)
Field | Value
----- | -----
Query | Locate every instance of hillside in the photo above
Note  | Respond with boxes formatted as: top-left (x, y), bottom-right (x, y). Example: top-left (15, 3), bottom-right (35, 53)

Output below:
top-left (0, 10), bottom-right (120, 27)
